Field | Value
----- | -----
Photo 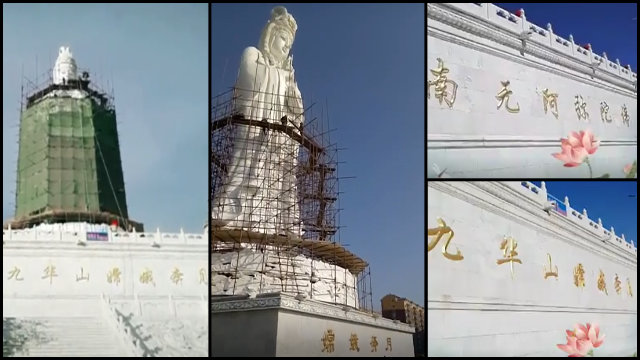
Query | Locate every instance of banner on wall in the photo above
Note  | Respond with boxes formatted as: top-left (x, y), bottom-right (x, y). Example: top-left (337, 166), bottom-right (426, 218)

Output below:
top-left (87, 232), bottom-right (109, 241)
top-left (547, 194), bottom-right (567, 216)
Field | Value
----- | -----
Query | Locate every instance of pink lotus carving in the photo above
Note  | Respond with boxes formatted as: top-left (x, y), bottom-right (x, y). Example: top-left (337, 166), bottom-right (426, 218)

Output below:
top-left (552, 130), bottom-right (599, 168)
top-left (624, 163), bottom-right (633, 175)
top-left (557, 323), bottom-right (605, 357)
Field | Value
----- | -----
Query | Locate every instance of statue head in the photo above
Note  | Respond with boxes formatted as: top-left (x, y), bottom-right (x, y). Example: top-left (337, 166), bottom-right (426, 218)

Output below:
top-left (53, 46), bottom-right (78, 85)
top-left (259, 6), bottom-right (298, 67)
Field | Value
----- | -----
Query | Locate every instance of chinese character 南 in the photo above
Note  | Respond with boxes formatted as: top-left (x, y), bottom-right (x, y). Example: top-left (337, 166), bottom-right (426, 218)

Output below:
top-left (427, 58), bottom-right (458, 108)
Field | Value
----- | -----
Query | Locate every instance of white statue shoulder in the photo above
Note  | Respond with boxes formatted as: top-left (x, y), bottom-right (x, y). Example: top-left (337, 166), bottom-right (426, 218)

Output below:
top-left (241, 46), bottom-right (262, 65)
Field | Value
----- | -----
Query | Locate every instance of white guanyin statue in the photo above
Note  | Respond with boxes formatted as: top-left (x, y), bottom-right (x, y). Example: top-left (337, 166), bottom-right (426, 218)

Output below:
top-left (212, 6), bottom-right (305, 236)
top-left (53, 46), bottom-right (78, 85)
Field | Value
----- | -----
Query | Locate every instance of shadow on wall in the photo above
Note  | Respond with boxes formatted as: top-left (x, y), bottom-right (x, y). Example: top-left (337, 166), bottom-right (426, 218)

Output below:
top-left (2, 318), bottom-right (51, 356)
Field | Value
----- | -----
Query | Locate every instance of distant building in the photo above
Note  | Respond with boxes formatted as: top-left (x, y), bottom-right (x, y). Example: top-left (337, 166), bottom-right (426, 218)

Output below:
top-left (381, 294), bottom-right (424, 331)
top-left (381, 294), bottom-right (425, 356)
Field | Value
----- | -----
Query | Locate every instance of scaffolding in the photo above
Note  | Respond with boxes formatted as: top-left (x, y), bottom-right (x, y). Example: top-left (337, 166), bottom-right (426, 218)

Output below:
top-left (211, 88), bottom-right (373, 311)
top-left (5, 66), bottom-right (142, 231)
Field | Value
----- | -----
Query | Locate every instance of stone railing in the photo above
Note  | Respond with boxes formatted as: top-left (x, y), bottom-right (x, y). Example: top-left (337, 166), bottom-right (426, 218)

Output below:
top-left (100, 294), bottom-right (159, 357)
top-left (513, 181), bottom-right (637, 257)
top-left (430, 3), bottom-right (637, 87)
top-left (3, 223), bottom-right (206, 247)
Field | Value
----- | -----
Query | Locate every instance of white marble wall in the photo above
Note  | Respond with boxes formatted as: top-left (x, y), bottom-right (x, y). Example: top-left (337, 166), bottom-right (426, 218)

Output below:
top-left (427, 3), bottom-right (637, 178)
top-left (3, 226), bottom-right (208, 317)
top-left (427, 181), bottom-right (637, 356)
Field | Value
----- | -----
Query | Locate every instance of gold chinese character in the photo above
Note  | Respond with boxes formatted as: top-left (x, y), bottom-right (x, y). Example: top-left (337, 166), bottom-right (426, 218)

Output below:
top-left (597, 269), bottom-right (607, 295)
top-left (600, 102), bottom-right (613, 123)
top-left (614, 274), bottom-right (621, 295)
top-left (41, 264), bottom-right (58, 284)
top-left (349, 333), bottom-right (359, 352)
top-left (370, 336), bottom-right (379, 352)
top-left (139, 268), bottom-right (155, 286)
top-left (496, 236), bottom-right (522, 279)
top-left (427, 58), bottom-right (458, 108)
top-left (496, 80), bottom-right (520, 113)
top-left (427, 217), bottom-right (463, 261)
top-left (573, 264), bottom-right (585, 288)
top-left (199, 268), bottom-right (207, 285)
top-left (574, 95), bottom-right (589, 121)
top-left (621, 104), bottom-right (630, 127)
top-left (7, 266), bottom-right (24, 281)
top-left (321, 330), bottom-right (335, 353)
top-left (107, 267), bottom-right (122, 286)
top-left (76, 267), bottom-right (90, 282)
top-left (627, 278), bottom-right (633, 297)
top-left (543, 253), bottom-right (558, 279)
top-left (386, 337), bottom-right (392, 352)
top-left (542, 88), bottom-right (559, 119)
top-left (170, 267), bottom-right (184, 285)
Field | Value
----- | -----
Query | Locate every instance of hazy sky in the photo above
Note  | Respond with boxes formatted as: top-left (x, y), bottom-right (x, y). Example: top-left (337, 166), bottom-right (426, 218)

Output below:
top-left (212, 3), bottom-right (425, 309)
top-left (3, 4), bottom-right (208, 233)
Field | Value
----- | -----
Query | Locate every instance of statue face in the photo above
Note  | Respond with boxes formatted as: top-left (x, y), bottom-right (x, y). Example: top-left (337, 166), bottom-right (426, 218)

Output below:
top-left (270, 32), bottom-right (291, 64)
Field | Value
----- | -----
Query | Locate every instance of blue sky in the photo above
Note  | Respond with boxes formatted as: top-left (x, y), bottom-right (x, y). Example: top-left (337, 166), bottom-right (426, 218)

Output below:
top-left (3, 4), bottom-right (208, 233)
top-left (212, 4), bottom-right (425, 309)
top-left (495, 3), bottom-right (637, 72)
top-left (531, 181), bottom-right (637, 248)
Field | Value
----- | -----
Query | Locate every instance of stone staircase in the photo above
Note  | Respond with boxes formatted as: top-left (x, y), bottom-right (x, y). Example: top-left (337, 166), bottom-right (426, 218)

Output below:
top-left (3, 317), bottom-right (133, 357)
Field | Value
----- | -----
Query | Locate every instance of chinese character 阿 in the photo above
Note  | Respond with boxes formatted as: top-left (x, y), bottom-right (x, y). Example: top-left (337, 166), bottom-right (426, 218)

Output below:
top-left (321, 330), bottom-right (335, 353)
top-left (614, 274), bottom-right (621, 295)
top-left (427, 58), bottom-right (458, 108)
top-left (370, 336), bottom-right (379, 352)
top-left (199, 268), bottom-right (207, 285)
top-left (597, 269), bottom-right (607, 295)
top-left (7, 266), bottom-right (24, 281)
top-left (349, 333), bottom-right (359, 352)
top-left (496, 80), bottom-right (520, 113)
top-left (496, 236), bottom-right (522, 279)
top-left (107, 267), bottom-right (122, 286)
top-left (621, 104), bottom-right (630, 127)
top-left (76, 267), bottom-right (90, 282)
top-left (140, 268), bottom-right (155, 286)
top-left (427, 217), bottom-right (463, 261)
top-left (573, 264), bottom-right (585, 288)
top-left (542, 88), bottom-right (559, 119)
top-left (627, 278), bottom-right (633, 297)
top-left (385, 337), bottom-right (392, 352)
top-left (170, 267), bottom-right (184, 285)
top-left (574, 95), bottom-right (589, 121)
top-left (600, 102), bottom-right (613, 123)
top-left (41, 264), bottom-right (58, 284)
